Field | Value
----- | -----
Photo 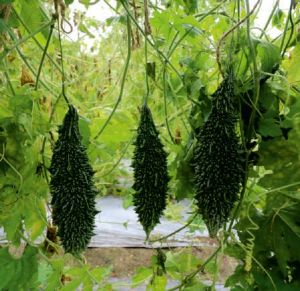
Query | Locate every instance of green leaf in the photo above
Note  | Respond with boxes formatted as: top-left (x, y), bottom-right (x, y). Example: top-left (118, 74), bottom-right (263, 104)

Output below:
top-left (271, 204), bottom-right (300, 276)
top-left (183, 279), bottom-right (209, 291)
top-left (45, 260), bottom-right (64, 291)
top-left (272, 9), bottom-right (285, 29)
top-left (106, 15), bottom-right (127, 26)
top-left (79, 116), bottom-right (91, 147)
top-left (256, 40), bottom-right (281, 73)
top-left (37, 262), bottom-right (53, 288)
top-left (224, 243), bottom-right (245, 260)
top-left (65, 0), bottom-right (75, 4)
top-left (90, 266), bottom-right (112, 283)
top-left (165, 250), bottom-right (200, 280)
top-left (147, 275), bottom-right (167, 291)
top-left (79, 23), bottom-right (95, 38)
top-left (19, 0), bottom-right (49, 41)
top-left (0, 246), bottom-right (38, 290)
top-left (225, 266), bottom-right (254, 289)
top-left (258, 118), bottom-right (282, 137)
top-left (132, 267), bottom-right (152, 287)
top-left (283, 44), bottom-right (300, 85)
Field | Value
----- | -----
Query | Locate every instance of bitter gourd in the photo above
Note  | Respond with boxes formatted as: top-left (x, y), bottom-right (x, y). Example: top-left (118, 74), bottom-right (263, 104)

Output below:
top-left (194, 75), bottom-right (243, 237)
top-left (132, 104), bottom-right (169, 238)
top-left (50, 105), bottom-right (98, 254)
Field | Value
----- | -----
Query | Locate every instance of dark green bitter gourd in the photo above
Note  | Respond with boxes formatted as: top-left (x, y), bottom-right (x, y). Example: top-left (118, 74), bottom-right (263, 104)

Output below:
top-left (50, 105), bottom-right (98, 255)
top-left (194, 75), bottom-right (243, 237)
top-left (132, 104), bottom-right (169, 238)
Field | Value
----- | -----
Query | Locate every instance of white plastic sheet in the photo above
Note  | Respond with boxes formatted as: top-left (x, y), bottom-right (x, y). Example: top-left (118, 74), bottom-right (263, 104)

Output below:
top-left (0, 196), bottom-right (212, 248)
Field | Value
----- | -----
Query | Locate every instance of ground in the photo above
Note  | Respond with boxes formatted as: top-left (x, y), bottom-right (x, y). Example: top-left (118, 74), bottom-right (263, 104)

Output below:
top-left (84, 245), bottom-right (237, 282)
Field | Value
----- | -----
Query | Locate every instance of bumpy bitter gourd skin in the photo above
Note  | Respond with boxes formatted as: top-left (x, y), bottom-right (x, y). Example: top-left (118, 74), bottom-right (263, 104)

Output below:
top-left (132, 104), bottom-right (169, 238)
top-left (194, 76), bottom-right (243, 237)
top-left (50, 105), bottom-right (98, 255)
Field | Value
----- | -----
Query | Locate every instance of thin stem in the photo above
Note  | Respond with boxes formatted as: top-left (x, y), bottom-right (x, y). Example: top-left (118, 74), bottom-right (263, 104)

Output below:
top-left (245, 0), bottom-right (260, 141)
top-left (168, 246), bottom-right (221, 291)
top-left (216, 0), bottom-right (261, 76)
top-left (103, 0), bottom-right (120, 15)
top-left (259, 0), bottom-right (279, 39)
top-left (3, 61), bottom-right (15, 95)
top-left (93, 14), bottom-right (132, 140)
top-left (0, 154), bottom-right (23, 199)
top-left (40, 93), bottom-right (63, 186)
top-left (281, 1), bottom-right (294, 57)
top-left (120, 1), bottom-right (183, 82)
top-left (271, 17), bottom-right (300, 44)
top-left (57, 18), bottom-right (70, 106)
top-left (6, 27), bottom-right (58, 95)
top-left (0, 20), bottom-right (54, 61)
top-left (143, 1), bottom-right (150, 105)
top-left (99, 136), bottom-right (134, 177)
top-left (163, 67), bottom-right (175, 143)
top-left (170, 0), bottom-right (227, 56)
top-left (35, 22), bottom-right (55, 90)
top-left (12, 8), bottom-right (63, 74)
top-left (149, 213), bottom-right (198, 243)
top-left (8, 29), bottom-right (57, 95)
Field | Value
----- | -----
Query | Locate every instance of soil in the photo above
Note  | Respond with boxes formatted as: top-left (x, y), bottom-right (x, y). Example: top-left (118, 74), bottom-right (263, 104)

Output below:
top-left (84, 246), bottom-right (237, 282)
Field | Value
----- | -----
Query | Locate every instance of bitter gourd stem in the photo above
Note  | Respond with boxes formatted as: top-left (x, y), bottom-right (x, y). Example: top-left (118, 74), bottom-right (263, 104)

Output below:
top-left (93, 14), bottom-right (132, 140)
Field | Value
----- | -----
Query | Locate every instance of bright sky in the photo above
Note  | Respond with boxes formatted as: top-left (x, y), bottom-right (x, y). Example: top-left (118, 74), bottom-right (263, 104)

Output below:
top-left (67, 0), bottom-right (292, 47)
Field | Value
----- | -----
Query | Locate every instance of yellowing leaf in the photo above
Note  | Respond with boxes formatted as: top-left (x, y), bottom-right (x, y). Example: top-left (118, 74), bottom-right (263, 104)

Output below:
top-left (283, 45), bottom-right (300, 85)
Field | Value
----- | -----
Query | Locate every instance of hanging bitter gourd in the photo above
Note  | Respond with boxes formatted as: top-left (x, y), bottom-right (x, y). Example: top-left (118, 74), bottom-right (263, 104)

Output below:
top-left (193, 75), bottom-right (243, 237)
top-left (50, 105), bottom-right (98, 255)
top-left (132, 104), bottom-right (169, 238)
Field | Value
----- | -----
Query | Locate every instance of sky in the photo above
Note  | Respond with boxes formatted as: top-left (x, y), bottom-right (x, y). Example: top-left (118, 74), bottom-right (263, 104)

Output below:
top-left (67, 0), bottom-right (292, 48)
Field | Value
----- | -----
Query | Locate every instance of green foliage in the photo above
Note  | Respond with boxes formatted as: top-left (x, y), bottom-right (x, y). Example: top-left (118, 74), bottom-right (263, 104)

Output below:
top-left (132, 104), bottom-right (169, 237)
top-left (226, 189), bottom-right (300, 290)
top-left (193, 75), bottom-right (243, 237)
top-left (50, 105), bottom-right (98, 255)
top-left (0, 245), bottom-right (38, 290)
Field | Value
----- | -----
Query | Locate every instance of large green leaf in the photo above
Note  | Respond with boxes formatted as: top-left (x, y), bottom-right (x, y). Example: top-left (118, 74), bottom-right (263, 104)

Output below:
top-left (283, 45), bottom-right (300, 85)
top-left (256, 39), bottom-right (281, 73)
top-left (0, 246), bottom-right (38, 290)
top-left (253, 197), bottom-right (300, 278)
top-left (270, 203), bottom-right (300, 275)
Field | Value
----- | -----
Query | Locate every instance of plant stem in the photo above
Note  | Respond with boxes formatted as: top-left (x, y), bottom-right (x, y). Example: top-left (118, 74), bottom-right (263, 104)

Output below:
top-left (216, 0), bottom-right (261, 76)
top-left (281, 1), bottom-right (294, 57)
top-left (12, 8), bottom-right (63, 74)
top-left (6, 27), bottom-right (59, 95)
top-left (149, 213), bottom-right (198, 243)
top-left (0, 20), bottom-right (54, 61)
top-left (99, 136), bottom-right (134, 177)
top-left (35, 21), bottom-right (55, 90)
top-left (120, 1), bottom-right (183, 82)
top-left (143, 0), bottom-right (150, 105)
top-left (245, 0), bottom-right (260, 141)
top-left (259, 0), bottom-right (279, 39)
top-left (163, 66), bottom-right (175, 143)
top-left (57, 18), bottom-right (70, 106)
top-left (93, 14), bottom-right (132, 140)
